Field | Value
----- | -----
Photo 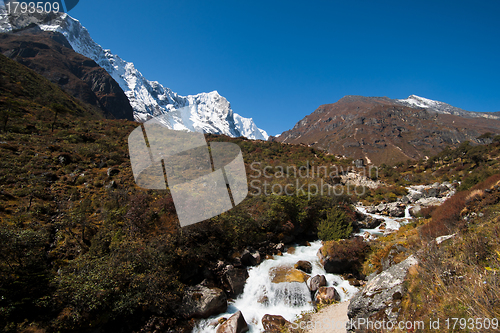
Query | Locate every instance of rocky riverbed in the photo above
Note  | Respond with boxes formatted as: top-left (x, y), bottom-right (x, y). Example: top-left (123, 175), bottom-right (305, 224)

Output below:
top-left (183, 182), bottom-right (456, 333)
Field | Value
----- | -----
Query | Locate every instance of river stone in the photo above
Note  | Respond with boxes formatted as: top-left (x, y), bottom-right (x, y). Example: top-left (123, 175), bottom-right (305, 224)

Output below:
top-left (364, 206), bottom-right (378, 214)
top-left (308, 274), bottom-right (327, 293)
top-left (241, 249), bottom-right (261, 266)
top-left (314, 286), bottom-right (340, 305)
top-left (407, 191), bottom-right (423, 202)
top-left (422, 187), bottom-right (438, 198)
top-left (222, 265), bottom-right (249, 297)
top-left (355, 216), bottom-right (383, 230)
top-left (409, 204), bottom-right (421, 217)
top-left (270, 266), bottom-right (310, 283)
top-left (347, 255), bottom-right (418, 331)
top-left (294, 260), bottom-right (312, 273)
top-left (261, 314), bottom-right (294, 333)
top-left (179, 284), bottom-right (227, 319)
top-left (216, 311), bottom-right (248, 333)
top-left (400, 195), bottom-right (410, 204)
top-left (387, 204), bottom-right (405, 217)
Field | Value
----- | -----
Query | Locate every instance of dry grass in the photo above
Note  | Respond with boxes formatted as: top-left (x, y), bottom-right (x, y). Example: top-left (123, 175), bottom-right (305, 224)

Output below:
top-left (397, 204), bottom-right (500, 332)
top-left (420, 191), bottom-right (469, 241)
top-left (466, 189), bottom-right (485, 202)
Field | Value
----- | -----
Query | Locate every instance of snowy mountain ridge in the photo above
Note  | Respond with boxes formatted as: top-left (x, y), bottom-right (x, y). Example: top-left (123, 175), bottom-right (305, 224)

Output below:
top-left (397, 95), bottom-right (500, 120)
top-left (0, 10), bottom-right (269, 140)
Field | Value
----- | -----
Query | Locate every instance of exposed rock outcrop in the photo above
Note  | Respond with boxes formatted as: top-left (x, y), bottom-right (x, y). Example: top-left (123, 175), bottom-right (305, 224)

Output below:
top-left (347, 255), bottom-right (418, 332)
top-left (340, 171), bottom-right (383, 189)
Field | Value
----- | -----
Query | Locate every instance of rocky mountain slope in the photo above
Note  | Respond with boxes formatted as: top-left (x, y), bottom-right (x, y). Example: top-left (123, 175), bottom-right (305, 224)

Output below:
top-left (0, 10), bottom-right (269, 140)
top-left (274, 95), bottom-right (500, 165)
top-left (0, 29), bottom-right (135, 120)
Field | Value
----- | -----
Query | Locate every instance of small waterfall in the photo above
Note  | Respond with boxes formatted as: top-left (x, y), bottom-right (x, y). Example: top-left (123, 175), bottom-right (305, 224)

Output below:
top-left (271, 282), bottom-right (311, 307)
top-left (193, 240), bottom-right (358, 332)
top-left (355, 204), bottom-right (414, 237)
top-left (404, 205), bottom-right (412, 219)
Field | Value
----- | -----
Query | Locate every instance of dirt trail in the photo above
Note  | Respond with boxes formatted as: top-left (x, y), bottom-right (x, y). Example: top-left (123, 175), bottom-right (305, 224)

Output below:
top-left (306, 301), bottom-right (349, 333)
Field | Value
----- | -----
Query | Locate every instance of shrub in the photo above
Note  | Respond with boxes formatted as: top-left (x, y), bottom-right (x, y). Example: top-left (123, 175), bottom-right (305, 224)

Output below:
top-left (470, 173), bottom-right (500, 191)
top-left (420, 191), bottom-right (468, 240)
top-left (318, 207), bottom-right (353, 241)
top-left (419, 205), bottom-right (438, 219)
top-left (322, 237), bottom-right (370, 269)
top-left (458, 168), bottom-right (493, 191)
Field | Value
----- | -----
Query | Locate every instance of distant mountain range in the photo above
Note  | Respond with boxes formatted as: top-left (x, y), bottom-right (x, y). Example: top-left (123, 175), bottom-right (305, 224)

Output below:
top-left (0, 10), bottom-right (269, 140)
top-left (3, 9), bottom-right (500, 163)
top-left (274, 95), bottom-right (500, 165)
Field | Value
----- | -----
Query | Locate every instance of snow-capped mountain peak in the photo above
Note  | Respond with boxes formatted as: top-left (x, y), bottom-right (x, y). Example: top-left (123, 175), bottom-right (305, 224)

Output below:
top-left (397, 95), bottom-right (500, 120)
top-left (397, 95), bottom-right (442, 109)
top-left (0, 10), bottom-right (269, 140)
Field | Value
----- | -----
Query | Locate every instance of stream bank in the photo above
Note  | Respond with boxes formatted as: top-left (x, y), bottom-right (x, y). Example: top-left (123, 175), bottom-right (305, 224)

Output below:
top-left (190, 182), bottom-right (456, 333)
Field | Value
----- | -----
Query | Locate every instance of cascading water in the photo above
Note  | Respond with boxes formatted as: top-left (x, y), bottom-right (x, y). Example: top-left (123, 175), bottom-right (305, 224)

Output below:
top-left (193, 240), bottom-right (358, 333)
top-left (355, 205), bottom-right (412, 234)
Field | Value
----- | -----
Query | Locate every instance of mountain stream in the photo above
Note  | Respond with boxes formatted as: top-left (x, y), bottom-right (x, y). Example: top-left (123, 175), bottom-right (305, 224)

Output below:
top-left (194, 203), bottom-right (417, 332)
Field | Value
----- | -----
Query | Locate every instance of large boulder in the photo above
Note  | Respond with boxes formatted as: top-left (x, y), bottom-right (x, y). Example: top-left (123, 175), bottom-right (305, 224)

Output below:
top-left (308, 274), bottom-right (327, 293)
top-left (354, 216), bottom-right (383, 230)
top-left (409, 204), bottom-right (421, 217)
top-left (347, 256), bottom-right (418, 332)
top-left (217, 311), bottom-right (248, 333)
top-left (314, 286), bottom-right (340, 305)
top-left (422, 187), bottom-right (438, 198)
top-left (240, 249), bottom-right (261, 267)
top-left (270, 266), bottom-right (310, 284)
top-left (387, 203), bottom-right (405, 217)
top-left (294, 260), bottom-right (312, 274)
top-left (179, 285), bottom-right (227, 319)
top-left (221, 265), bottom-right (248, 298)
top-left (261, 314), bottom-right (294, 333)
top-left (407, 190), bottom-right (423, 202)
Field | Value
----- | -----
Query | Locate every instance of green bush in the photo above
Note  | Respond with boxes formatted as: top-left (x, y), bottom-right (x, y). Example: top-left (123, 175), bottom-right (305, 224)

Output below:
top-left (318, 207), bottom-right (353, 241)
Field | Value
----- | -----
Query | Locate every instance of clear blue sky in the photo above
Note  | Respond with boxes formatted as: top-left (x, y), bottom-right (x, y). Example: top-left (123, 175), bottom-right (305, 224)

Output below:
top-left (68, 0), bottom-right (499, 136)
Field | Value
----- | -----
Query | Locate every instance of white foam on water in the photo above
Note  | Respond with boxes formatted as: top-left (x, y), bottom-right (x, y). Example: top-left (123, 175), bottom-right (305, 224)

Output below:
top-left (193, 240), bottom-right (358, 332)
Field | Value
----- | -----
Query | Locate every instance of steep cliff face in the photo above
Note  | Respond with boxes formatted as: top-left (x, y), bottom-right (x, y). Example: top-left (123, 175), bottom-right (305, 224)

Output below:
top-left (275, 96), bottom-right (500, 165)
top-left (0, 29), bottom-right (135, 120)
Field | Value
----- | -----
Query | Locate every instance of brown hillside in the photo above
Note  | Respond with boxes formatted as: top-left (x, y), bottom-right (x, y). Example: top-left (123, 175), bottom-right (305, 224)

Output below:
top-left (0, 29), bottom-right (134, 121)
top-left (275, 96), bottom-right (500, 165)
